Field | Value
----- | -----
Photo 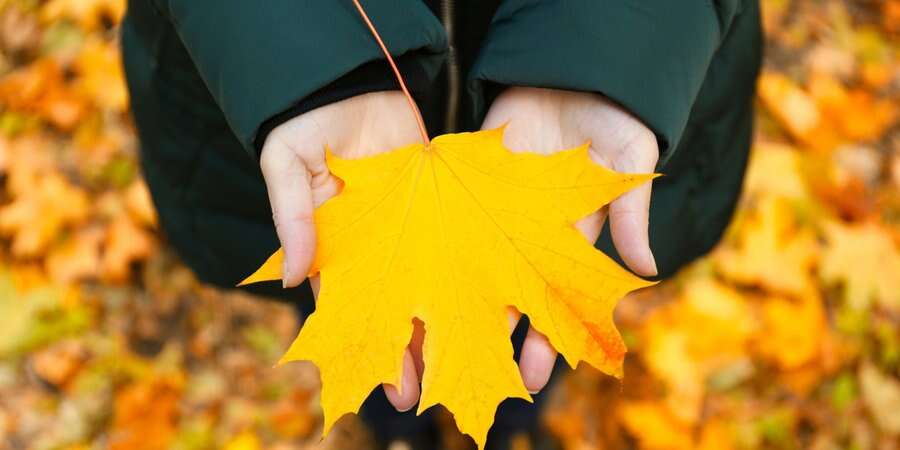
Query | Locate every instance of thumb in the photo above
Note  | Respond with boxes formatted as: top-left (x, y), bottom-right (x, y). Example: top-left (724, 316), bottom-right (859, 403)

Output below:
top-left (261, 138), bottom-right (317, 288)
top-left (607, 135), bottom-right (659, 277)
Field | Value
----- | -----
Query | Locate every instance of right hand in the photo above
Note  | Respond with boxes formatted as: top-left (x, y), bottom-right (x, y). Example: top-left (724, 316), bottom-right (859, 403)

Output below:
top-left (260, 91), bottom-right (425, 412)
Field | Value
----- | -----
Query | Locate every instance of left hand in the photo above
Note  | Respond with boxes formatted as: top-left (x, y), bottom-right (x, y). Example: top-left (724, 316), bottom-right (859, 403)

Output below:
top-left (481, 86), bottom-right (660, 393)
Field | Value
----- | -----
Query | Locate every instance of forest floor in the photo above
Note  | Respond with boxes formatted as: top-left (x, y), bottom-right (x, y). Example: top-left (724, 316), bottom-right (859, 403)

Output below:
top-left (0, 0), bottom-right (898, 449)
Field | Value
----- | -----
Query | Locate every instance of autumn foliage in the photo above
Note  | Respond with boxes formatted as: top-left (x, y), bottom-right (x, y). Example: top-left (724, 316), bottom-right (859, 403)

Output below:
top-left (0, 0), bottom-right (898, 449)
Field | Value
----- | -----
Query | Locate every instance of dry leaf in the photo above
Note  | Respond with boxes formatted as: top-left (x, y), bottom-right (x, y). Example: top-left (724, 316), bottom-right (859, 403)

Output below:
top-left (40, 0), bottom-right (125, 31)
top-left (241, 128), bottom-right (655, 447)
top-left (102, 215), bottom-right (155, 283)
top-left (109, 376), bottom-right (182, 450)
top-left (859, 363), bottom-right (900, 435)
top-left (223, 430), bottom-right (262, 450)
top-left (45, 226), bottom-right (103, 283)
top-left (716, 197), bottom-right (819, 296)
top-left (0, 59), bottom-right (88, 130)
top-left (0, 171), bottom-right (90, 257)
top-left (743, 141), bottom-right (810, 200)
top-left (757, 72), bottom-right (837, 150)
top-left (820, 221), bottom-right (900, 312)
top-left (74, 37), bottom-right (129, 112)
top-left (753, 291), bottom-right (826, 370)
top-left (835, 91), bottom-right (897, 142)
top-left (641, 280), bottom-right (757, 423)
top-left (30, 339), bottom-right (87, 388)
top-left (125, 180), bottom-right (157, 228)
top-left (620, 401), bottom-right (693, 450)
top-left (886, 0), bottom-right (900, 33)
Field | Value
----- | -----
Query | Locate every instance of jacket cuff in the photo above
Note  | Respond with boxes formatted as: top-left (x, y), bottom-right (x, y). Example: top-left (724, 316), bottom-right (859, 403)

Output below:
top-left (253, 53), bottom-right (434, 158)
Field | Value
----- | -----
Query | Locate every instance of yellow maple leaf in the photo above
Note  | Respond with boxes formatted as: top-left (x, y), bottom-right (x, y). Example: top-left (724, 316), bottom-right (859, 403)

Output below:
top-left (820, 221), bottom-right (900, 312)
top-left (241, 128), bottom-right (655, 447)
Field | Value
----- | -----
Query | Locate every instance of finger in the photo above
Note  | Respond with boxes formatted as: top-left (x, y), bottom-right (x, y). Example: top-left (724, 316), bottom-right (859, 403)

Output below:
top-left (409, 319), bottom-right (425, 378)
top-left (608, 145), bottom-right (658, 277)
top-left (518, 326), bottom-right (557, 393)
top-left (383, 348), bottom-right (420, 412)
top-left (310, 275), bottom-right (320, 297)
top-left (260, 140), bottom-right (317, 288)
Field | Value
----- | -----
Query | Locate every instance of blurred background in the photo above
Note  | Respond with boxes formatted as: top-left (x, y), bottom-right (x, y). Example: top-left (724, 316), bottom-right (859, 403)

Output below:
top-left (0, 0), bottom-right (898, 449)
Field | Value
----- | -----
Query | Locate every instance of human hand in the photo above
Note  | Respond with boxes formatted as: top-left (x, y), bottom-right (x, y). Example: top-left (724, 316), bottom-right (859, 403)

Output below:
top-left (261, 91), bottom-right (422, 287)
top-left (480, 86), bottom-right (660, 393)
top-left (261, 91), bottom-right (427, 411)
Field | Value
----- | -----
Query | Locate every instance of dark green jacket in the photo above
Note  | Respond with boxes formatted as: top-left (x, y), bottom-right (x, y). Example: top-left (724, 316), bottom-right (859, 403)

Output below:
top-left (121, 0), bottom-right (762, 303)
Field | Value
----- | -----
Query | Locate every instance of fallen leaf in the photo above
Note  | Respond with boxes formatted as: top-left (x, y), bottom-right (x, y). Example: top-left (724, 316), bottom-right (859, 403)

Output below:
top-left (242, 128), bottom-right (655, 447)
top-left (641, 280), bottom-right (757, 423)
top-left (716, 197), bottom-right (819, 296)
top-left (45, 226), bottom-right (104, 283)
top-left (886, 0), bottom-right (900, 33)
top-left (0, 171), bottom-right (90, 257)
top-left (102, 215), bottom-right (155, 283)
top-left (820, 221), bottom-right (900, 312)
top-left (753, 291), bottom-right (826, 370)
top-left (109, 376), bottom-right (182, 450)
top-left (757, 72), bottom-right (837, 150)
top-left (0, 59), bottom-right (88, 130)
top-left (125, 180), bottom-right (157, 227)
top-left (859, 61), bottom-right (893, 89)
top-left (74, 37), bottom-right (128, 112)
top-left (834, 91), bottom-right (897, 142)
top-left (743, 141), bottom-right (810, 200)
top-left (268, 389), bottom-right (315, 439)
top-left (0, 269), bottom-right (86, 357)
top-left (620, 401), bottom-right (693, 450)
top-left (30, 338), bottom-right (87, 388)
top-left (39, 0), bottom-right (125, 31)
top-left (223, 430), bottom-right (262, 450)
top-left (859, 363), bottom-right (900, 435)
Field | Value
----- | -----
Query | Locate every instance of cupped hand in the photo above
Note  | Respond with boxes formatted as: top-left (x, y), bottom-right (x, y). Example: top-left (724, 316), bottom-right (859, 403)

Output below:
top-left (481, 86), bottom-right (660, 394)
top-left (261, 91), bottom-right (426, 411)
top-left (260, 87), bottom-right (658, 414)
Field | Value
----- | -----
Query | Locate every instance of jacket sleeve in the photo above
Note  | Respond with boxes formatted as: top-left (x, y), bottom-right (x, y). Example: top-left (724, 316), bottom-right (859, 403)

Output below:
top-left (154, 0), bottom-right (447, 156)
top-left (469, 0), bottom-right (747, 157)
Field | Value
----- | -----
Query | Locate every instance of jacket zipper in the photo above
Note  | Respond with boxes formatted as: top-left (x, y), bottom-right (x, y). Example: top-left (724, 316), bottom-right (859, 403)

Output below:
top-left (441, 0), bottom-right (460, 133)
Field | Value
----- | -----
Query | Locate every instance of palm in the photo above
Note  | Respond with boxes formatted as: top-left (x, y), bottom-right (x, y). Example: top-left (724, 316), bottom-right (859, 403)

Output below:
top-left (483, 87), bottom-right (659, 273)
top-left (481, 87), bottom-right (660, 396)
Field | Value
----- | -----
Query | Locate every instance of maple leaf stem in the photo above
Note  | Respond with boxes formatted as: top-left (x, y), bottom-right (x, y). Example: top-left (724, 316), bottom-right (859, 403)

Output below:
top-left (351, 0), bottom-right (431, 145)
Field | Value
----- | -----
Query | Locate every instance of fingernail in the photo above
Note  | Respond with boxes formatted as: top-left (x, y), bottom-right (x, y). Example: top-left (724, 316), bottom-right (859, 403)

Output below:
top-left (648, 251), bottom-right (658, 276)
top-left (281, 261), bottom-right (291, 289)
top-left (396, 403), bottom-right (415, 413)
top-left (528, 389), bottom-right (540, 395)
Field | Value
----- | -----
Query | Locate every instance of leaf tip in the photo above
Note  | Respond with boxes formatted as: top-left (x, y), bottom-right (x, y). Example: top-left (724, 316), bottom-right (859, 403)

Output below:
top-left (237, 248), bottom-right (284, 287)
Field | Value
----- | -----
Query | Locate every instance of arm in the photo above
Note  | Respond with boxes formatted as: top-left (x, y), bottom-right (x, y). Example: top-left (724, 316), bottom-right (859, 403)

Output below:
top-left (471, 1), bottom-right (747, 395)
top-left (470, 0), bottom-right (746, 158)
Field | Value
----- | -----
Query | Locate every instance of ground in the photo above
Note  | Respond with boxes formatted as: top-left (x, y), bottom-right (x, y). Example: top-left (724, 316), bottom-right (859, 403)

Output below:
top-left (0, 0), bottom-right (898, 449)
